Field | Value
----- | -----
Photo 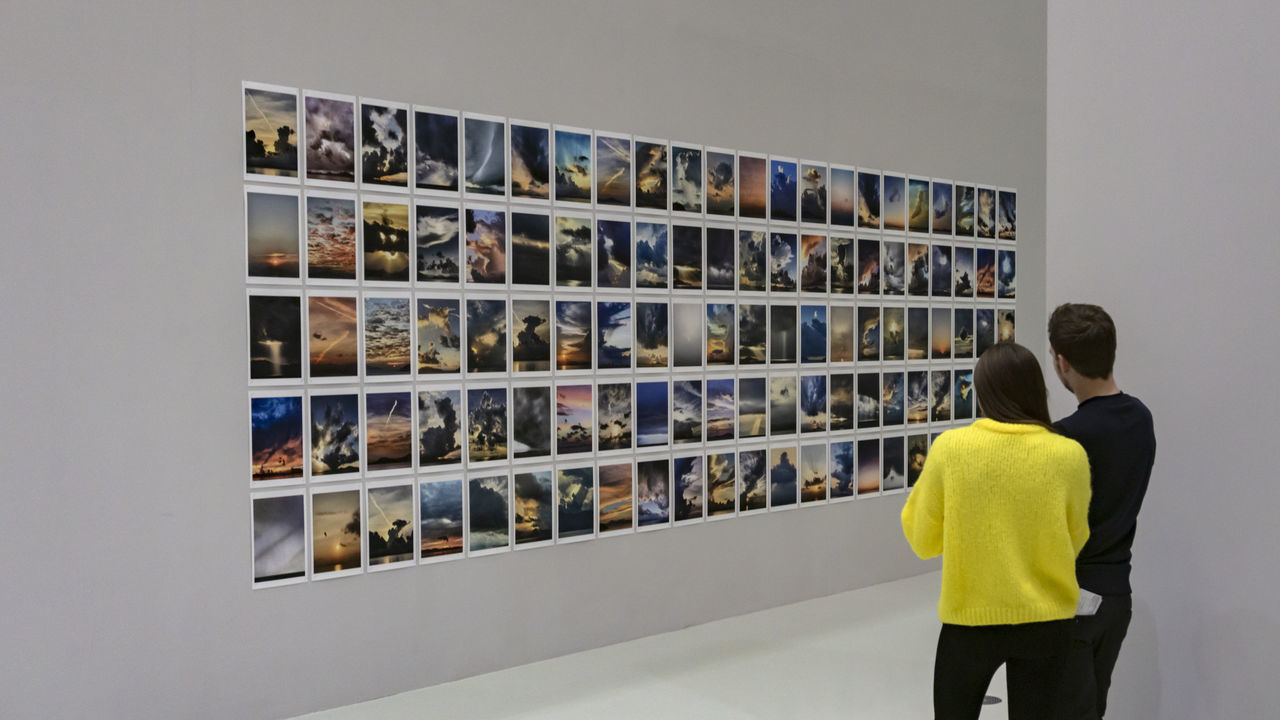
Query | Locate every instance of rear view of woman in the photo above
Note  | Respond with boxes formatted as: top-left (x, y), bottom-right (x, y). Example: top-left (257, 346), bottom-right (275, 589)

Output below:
top-left (901, 342), bottom-right (1091, 720)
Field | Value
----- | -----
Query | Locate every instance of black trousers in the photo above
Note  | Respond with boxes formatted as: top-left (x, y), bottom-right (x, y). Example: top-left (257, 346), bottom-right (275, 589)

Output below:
top-left (1054, 594), bottom-right (1133, 719)
top-left (934, 619), bottom-right (1073, 720)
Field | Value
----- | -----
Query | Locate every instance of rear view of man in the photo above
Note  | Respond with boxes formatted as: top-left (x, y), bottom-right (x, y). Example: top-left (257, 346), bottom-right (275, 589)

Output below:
top-left (1048, 303), bottom-right (1156, 719)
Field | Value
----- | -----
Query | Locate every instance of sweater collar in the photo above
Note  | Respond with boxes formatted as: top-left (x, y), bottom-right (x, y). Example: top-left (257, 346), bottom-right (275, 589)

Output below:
top-left (973, 418), bottom-right (1050, 434)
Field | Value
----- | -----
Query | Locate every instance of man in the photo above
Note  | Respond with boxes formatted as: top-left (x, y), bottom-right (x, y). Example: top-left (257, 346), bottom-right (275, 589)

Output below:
top-left (1048, 303), bottom-right (1156, 719)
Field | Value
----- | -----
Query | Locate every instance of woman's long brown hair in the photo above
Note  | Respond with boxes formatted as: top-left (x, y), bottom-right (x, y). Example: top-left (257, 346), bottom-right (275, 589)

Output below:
top-left (974, 342), bottom-right (1055, 431)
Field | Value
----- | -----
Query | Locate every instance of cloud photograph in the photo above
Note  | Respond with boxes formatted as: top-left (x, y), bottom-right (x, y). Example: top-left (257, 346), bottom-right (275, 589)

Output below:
top-left (882, 372), bottom-right (905, 427)
top-left (635, 381), bottom-right (669, 448)
top-left (908, 307), bottom-right (929, 360)
top-left (505, 212), bottom-right (551, 287)
top-left (311, 489), bottom-right (361, 574)
top-left (975, 247), bottom-right (996, 298)
top-left (882, 175), bottom-right (905, 232)
top-left (558, 467), bottom-right (595, 540)
top-left (362, 200), bottom-right (411, 282)
top-left (417, 389), bottom-right (462, 467)
top-left (998, 250), bottom-right (1016, 298)
top-left (931, 244), bottom-right (952, 297)
top-left (800, 234), bottom-right (828, 293)
top-left (738, 230), bottom-right (766, 292)
top-left (770, 447), bottom-right (798, 508)
top-left (770, 376), bottom-right (797, 436)
top-left (360, 102), bottom-right (408, 187)
top-left (555, 215), bottom-right (593, 287)
top-left (253, 493), bottom-right (305, 584)
top-left (858, 306), bottom-right (880, 361)
top-left (367, 484), bottom-right (414, 565)
top-left (464, 208), bottom-right (506, 284)
top-left (249, 294), bottom-right (302, 380)
top-left (770, 305), bottom-right (797, 364)
top-left (596, 218), bottom-right (631, 289)
top-left (705, 150), bottom-right (735, 216)
top-left (976, 187), bottom-right (996, 238)
top-left (672, 302), bottom-right (703, 368)
top-left (245, 86), bottom-right (297, 178)
top-left (365, 391), bottom-right (413, 472)
top-left (511, 299), bottom-right (551, 372)
top-left (246, 190), bottom-right (299, 279)
top-left (467, 387), bottom-right (509, 462)
top-left (931, 370), bottom-right (953, 422)
top-left (414, 109), bottom-right (459, 192)
top-left (416, 204), bottom-right (461, 283)
top-left (830, 374), bottom-right (854, 431)
top-left (706, 227), bottom-right (735, 291)
top-left (857, 439), bottom-right (880, 495)
top-left (770, 232), bottom-right (798, 292)
top-left (636, 459), bottom-right (671, 527)
top-left (706, 303), bottom-right (735, 366)
top-left (931, 307), bottom-right (952, 359)
top-left (598, 462), bottom-right (634, 533)
top-left (672, 380), bottom-right (704, 445)
top-left (465, 299), bottom-right (507, 373)
top-left (634, 141), bottom-right (668, 210)
top-left (738, 304), bottom-right (766, 365)
top-left (882, 437), bottom-right (906, 492)
top-left (977, 308), bottom-right (996, 357)
top-left (801, 305), bottom-right (827, 363)
top-left (510, 123), bottom-right (549, 200)
top-left (673, 455), bottom-right (704, 522)
top-left (907, 242), bottom-right (930, 297)
top-left (857, 171), bottom-right (881, 229)
top-left (801, 443), bottom-right (828, 503)
top-left (999, 309), bottom-right (1015, 343)
top-left (707, 452), bottom-right (736, 516)
top-left (800, 164), bottom-right (827, 224)
top-left (857, 238), bottom-right (880, 295)
top-left (672, 224), bottom-right (703, 289)
top-left (635, 302), bottom-right (669, 368)
top-left (738, 155), bottom-right (767, 219)
top-left (556, 384), bottom-right (594, 455)
top-left (514, 471), bottom-right (553, 546)
top-left (953, 246), bottom-right (974, 298)
top-left (597, 382), bottom-right (633, 451)
top-left (908, 178), bottom-right (930, 234)
top-left (907, 434), bottom-right (928, 488)
top-left (670, 145), bottom-right (703, 212)
top-left (554, 129), bottom-right (592, 203)
top-left (307, 295), bottom-right (358, 378)
top-left (305, 195), bottom-right (357, 281)
top-left (954, 308), bottom-right (974, 358)
top-left (251, 396), bottom-right (304, 482)
top-left (882, 240), bottom-right (905, 295)
top-left (706, 379), bottom-right (735, 442)
top-left (882, 307), bottom-right (904, 361)
top-left (770, 160), bottom-right (798, 222)
top-left (801, 374), bottom-right (828, 433)
top-left (829, 236), bottom-right (855, 294)
top-left (954, 369), bottom-right (974, 420)
top-left (511, 385), bottom-right (552, 459)
top-left (363, 297), bottom-right (411, 377)
top-left (635, 220), bottom-right (669, 289)
top-left (739, 449), bottom-right (767, 512)
top-left (830, 167), bottom-right (856, 226)
top-left (857, 372), bottom-right (881, 429)
top-left (998, 190), bottom-right (1016, 240)
top-left (907, 371), bottom-right (929, 424)
top-left (932, 181), bottom-right (953, 235)
top-left (955, 184), bottom-right (975, 236)
top-left (555, 300), bottom-right (593, 371)
top-left (829, 441), bottom-right (854, 499)
top-left (416, 297), bottom-right (461, 374)
top-left (464, 116), bottom-right (506, 196)
top-left (597, 301), bottom-right (632, 369)
top-left (468, 475), bottom-right (510, 552)
top-left (596, 135), bottom-right (631, 207)
top-left (419, 479), bottom-right (463, 559)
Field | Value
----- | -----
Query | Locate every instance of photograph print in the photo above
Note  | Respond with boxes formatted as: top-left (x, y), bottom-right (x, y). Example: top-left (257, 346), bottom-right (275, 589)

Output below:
top-left (908, 178), bottom-right (930, 234)
top-left (954, 368), bottom-right (975, 419)
top-left (672, 379), bottom-right (703, 445)
top-left (417, 388), bottom-right (463, 467)
top-left (555, 214), bottom-right (593, 288)
top-left (362, 199), bottom-right (411, 283)
top-left (635, 220), bottom-right (669, 289)
top-left (829, 441), bottom-right (854, 500)
top-left (907, 243), bottom-right (929, 296)
top-left (244, 83), bottom-right (298, 179)
top-left (509, 121), bottom-right (550, 200)
top-left (769, 446), bottom-right (798, 508)
top-left (598, 462), bottom-right (634, 534)
top-left (858, 306), bottom-right (880, 361)
top-left (246, 188), bottom-right (300, 280)
top-left (769, 158), bottom-right (798, 222)
top-left (829, 305), bottom-right (854, 363)
top-left (931, 370), bottom-right (953, 423)
top-left (634, 139), bottom-right (668, 211)
top-left (998, 189), bottom-right (1016, 241)
top-left (419, 478), bottom-right (464, 560)
top-left (800, 443), bottom-right (828, 503)
top-left (416, 202), bottom-right (461, 283)
top-left (597, 382), bottom-right (633, 452)
top-left (954, 308), bottom-right (974, 359)
top-left (955, 184), bottom-right (975, 236)
top-left (738, 230), bottom-right (766, 292)
top-left (556, 384), bottom-right (594, 455)
top-left (511, 385), bottom-right (552, 460)
top-left (998, 250), bottom-right (1016, 298)
top-left (738, 153), bottom-right (768, 219)
top-left (800, 305), bottom-right (827, 363)
top-left (558, 467), bottom-right (595, 541)
top-left (705, 148), bottom-right (735, 216)
top-left (671, 302), bottom-right (702, 368)
top-left (364, 390), bottom-right (413, 473)
top-left (738, 377), bottom-right (767, 439)
top-left (931, 307), bottom-right (952, 359)
top-left (305, 193), bottom-right (357, 282)
top-left (416, 297), bottom-right (461, 374)
top-left (307, 294), bottom-right (358, 379)
top-left (857, 372), bottom-right (880, 429)
top-left (597, 301), bottom-right (632, 370)
top-left (467, 386), bottom-right (509, 463)
top-left (706, 303), bottom-right (735, 366)
top-left (359, 100), bottom-right (408, 189)
top-left (907, 306), bottom-right (929, 360)
top-left (636, 458), bottom-right (671, 528)
top-left (248, 293), bottom-right (302, 381)
top-left (882, 306), bottom-right (905, 361)
top-left (635, 381), bottom-right (669, 448)
top-left (670, 144), bottom-right (703, 213)
top-left (830, 373), bottom-right (854, 431)
top-left (311, 487), bottom-right (361, 576)
top-left (366, 483), bottom-right (415, 566)
top-left (706, 227), bottom-right (735, 291)
top-left (953, 246), bottom-right (975, 298)
top-left (931, 244), bottom-right (952, 297)
top-left (907, 435), bottom-right (928, 488)
top-left (830, 166), bottom-right (856, 226)
top-left (770, 305), bottom-right (797, 364)
top-left (976, 187), bottom-right (996, 238)
top-left (363, 296), bottom-right (411, 377)
top-left (673, 455), bottom-right (704, 523)
top-left (464, 207), bottom-right (507, 284)
top-left (829, 236), bottom-right (855, 294)
top-left (414, 107), bottom-right (459, 193)
top-left (511, 298), bottom-right (552, 372)
top-left (882, 372), bottom-right (905, 426)
top-left (672, 224), bottom-right (703, 290)
top-left (857, 238), bottom-right (880, 295)
top-left (310, 392), bottom-right (360, 478)
top-left (706, 452), bottom-right (736, 517)
top-left (634, 302), bottom-right (668, 368)
top-left (975, 247), bottom-right (996, 298)
top-left (800, 374), bottom-right (827, 433)
top-left (770, 232), bottom-right (798, 292)
top-left (800, 163), bottom-right (827, 224)
top-left (554, 127), bottom-right (592, 204)
top-left (468, 474), bottom-right (510, 553)
top-left (513, 470), bottom-right (554, 547)
top-left (705, 378), bottom-right (735, 442)
top-left (882, 174), bottom-right (905, 232)
top-left (932, 180), bottom-right (953, 235)
top-left (907, 371), bottom-right (929, 424)
top-left (250, 395), bottom-right (304, 483)
top-left (252, 491), bottom-right (306, 586)
top-left (857, 438), bottom-right (880, 495)
top-left (769, 375), bottom-right (797, 437)
top-left (465, 298), bottom-right (507, 373)
top-left (596, 133), bottom-right (632, 207)
top-left (555, 300), bottom-right (593, 371)
top-left (596, 217), bottom-right (632, 289)
top-left (882, 437), bottom-right (906, 492)
top-left (857, 170), bottom-right (881, 229)
top-left (464, 114), bottom-right (506, 196)
top-left (508, 211), bottom-right (550, 286)
top-left (976, 308), bottom-right (996, 357)
top-left (738, 304), bottom-right (766, 365)
top-left (738, 449), bottom-right (767, 513)
top-left (882, 240), bottom-right (905, 295)
top-left (800, 234), bottom-right (828, 293)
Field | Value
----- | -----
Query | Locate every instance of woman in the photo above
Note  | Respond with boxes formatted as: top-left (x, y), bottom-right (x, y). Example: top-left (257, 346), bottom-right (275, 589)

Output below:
top-left (901, 342), bottom-right (1091, 719)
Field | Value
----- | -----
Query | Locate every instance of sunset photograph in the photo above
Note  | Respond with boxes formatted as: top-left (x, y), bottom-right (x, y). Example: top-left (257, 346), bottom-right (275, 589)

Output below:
top-left (244, 85), bottom-right (297, 178)
top-left (419, 478), bottom-right (463, 559)
top-left (362, 199), bottom-right (411, 282)
top-left (999, 309), bottom-right (1015, 343)
top-left (305, 194), bottom-right (357, 281)
top-left (364, 391), bottom-right (413, 472)
top-left (598, 462), bottom-right (634, 534)
top-left (738, 154), bottom-right (767, 219)
top-left (555, 300), bottom-right (592, 371)
top-left (856, 238), bottom-right (879, 295)
top-left (908, 178), bottom-right (930, 234)
top-left (308, 295), bottom-right (358, 378)
top-left (250, 396), bottom-right (303, 482)
top-left (931, 307), bottom-right (952, 359)
top-left (416, 297), bottom-right (461, 374)
top-left (801, 443), bottom-right (828, 503)
top-left (556, 384), bottom-right (594, 455)
top-left (830, 167), bottom-right (856, 226)
top-left (246, 189), bottom-right (299, 279)
top-left (800, 234), bottom-right (827, 293)
top-left (311, 488), bottom-right (361, 575)
top-left (363, 296), bottom-right (411, 377)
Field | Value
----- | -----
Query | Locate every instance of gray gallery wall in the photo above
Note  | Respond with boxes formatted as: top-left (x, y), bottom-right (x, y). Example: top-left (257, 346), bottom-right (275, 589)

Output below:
top-left (0, 1), bottom-right (1045, 717)
top-left (1047, 1), bottom-right (1280, 717)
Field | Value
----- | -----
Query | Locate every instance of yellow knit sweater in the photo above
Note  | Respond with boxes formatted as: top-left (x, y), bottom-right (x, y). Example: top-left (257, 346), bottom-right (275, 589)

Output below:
top-left (901, 419), bottom-right (1092, 626)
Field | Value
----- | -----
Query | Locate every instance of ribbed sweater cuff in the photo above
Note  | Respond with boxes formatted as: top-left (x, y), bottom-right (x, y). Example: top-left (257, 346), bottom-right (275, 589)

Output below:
top-left (941, 602), bottom-right (1078, 627)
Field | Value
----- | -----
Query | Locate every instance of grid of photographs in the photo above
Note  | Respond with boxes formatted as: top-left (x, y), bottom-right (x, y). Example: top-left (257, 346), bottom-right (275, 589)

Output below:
top-left (244, 81), bottom-right (1018, 587)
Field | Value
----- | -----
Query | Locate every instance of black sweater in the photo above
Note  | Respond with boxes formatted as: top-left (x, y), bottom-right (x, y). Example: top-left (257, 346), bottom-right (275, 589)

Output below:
top-left (1055, 393), bottom-right (1156, 595)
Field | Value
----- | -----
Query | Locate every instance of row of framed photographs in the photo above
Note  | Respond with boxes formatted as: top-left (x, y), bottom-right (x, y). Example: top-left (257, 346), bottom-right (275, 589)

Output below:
top-left (252, 431), bottom-right (940, 587)
top-left (244, 81), bottom-right (1017, 239)
top-left (250, 367), bottom-right (978, 487)
top-left (247, 185), bottom-right (1018, 296)
top-left (248, 287), bottom-right (1014, 383)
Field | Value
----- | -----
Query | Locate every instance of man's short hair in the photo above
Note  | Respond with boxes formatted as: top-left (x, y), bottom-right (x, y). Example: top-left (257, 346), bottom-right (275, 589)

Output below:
top-left (1048, 303), bottom-right (1116, 379)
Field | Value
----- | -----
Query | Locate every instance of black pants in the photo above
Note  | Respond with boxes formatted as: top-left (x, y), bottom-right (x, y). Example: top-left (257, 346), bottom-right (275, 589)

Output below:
top-left (934, 619), bottom-right (1073, 720)
top-left (1054, 594), bottom-right (1133, 719)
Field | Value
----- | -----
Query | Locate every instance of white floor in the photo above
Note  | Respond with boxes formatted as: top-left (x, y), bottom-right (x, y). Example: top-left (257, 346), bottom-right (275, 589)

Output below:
top-left (297, 571), bottom-right (1007, 719)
